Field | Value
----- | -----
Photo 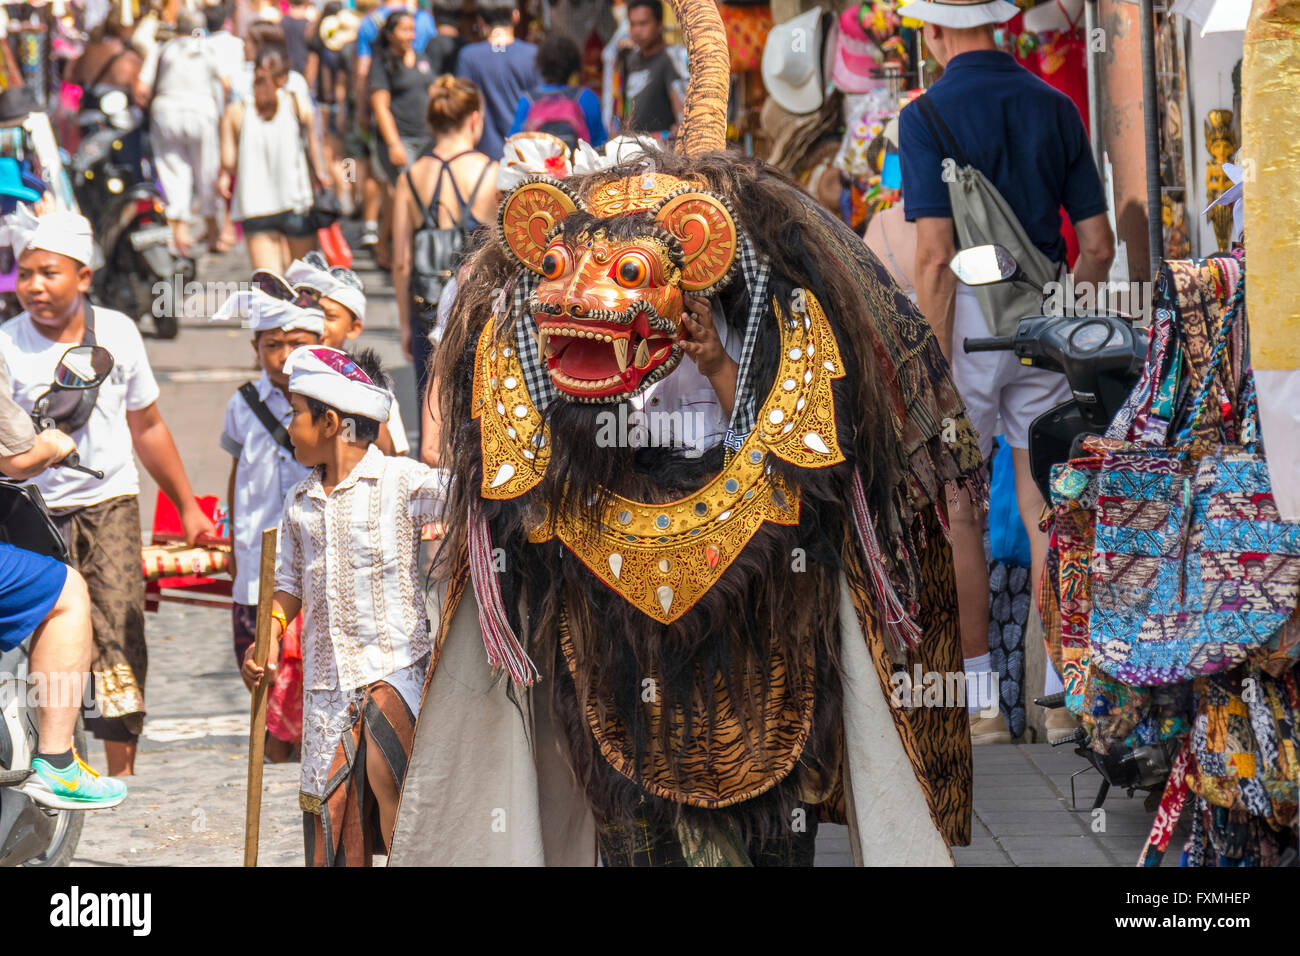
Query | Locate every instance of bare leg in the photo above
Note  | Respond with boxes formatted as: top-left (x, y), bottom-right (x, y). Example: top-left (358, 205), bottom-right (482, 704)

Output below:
top-left (946, 481), bottom-right (990, 661)
top-left (103, 740), bottom-right (136, 776)
top-left (374, 183), bottom-right (393, 270)
top-left (245, 231), bottom-right (285, 272)
top-left (28, 568), bottom-right (92, 755)
top-left (363, 722), bottom-right (399, 853)
top-left (362, 166), bottom-right (381, 232)
top-left (286, 234), bottom-right (317, 263)
top-left (266, 735), bottom-right (295, 763)
top-left (169, 218), bottom-right (190, 259)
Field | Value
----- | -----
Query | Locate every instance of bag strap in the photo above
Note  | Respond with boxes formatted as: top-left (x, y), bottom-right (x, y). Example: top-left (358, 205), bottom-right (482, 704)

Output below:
top-left (87, 46), bottom-right (128, 91)
top-left (238, 382), bottom-right (297, 455)
top-left (455, 160), bottom-right (492, 228)
top-left (405, 167), bottom-right (439, 232)
top-left (290, 93), bottom-right (324, 192)
top-left (1171, 273), bottom-right (1250, 452)
top-left (914, 94), bottom-right (971, 170)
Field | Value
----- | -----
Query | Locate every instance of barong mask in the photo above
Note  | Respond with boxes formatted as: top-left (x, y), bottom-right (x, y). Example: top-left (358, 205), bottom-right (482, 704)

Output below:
top-left (497, 174), bottom-right (739, 401)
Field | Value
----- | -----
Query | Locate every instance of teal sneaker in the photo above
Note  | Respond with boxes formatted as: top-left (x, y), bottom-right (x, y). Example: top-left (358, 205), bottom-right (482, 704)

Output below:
top-left (23, 754), bottom-right (128, 810)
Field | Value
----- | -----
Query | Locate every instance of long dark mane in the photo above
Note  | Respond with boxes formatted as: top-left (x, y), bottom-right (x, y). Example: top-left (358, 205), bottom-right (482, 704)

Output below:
top-left (428, 144), bottom-right (968, 839)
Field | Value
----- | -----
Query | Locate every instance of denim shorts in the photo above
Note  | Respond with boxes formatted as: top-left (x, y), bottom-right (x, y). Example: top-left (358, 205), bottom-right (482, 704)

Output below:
top-left (0, 542), bottom-right (67, 651)
top-left (241, 210), bottom-right (316, 239)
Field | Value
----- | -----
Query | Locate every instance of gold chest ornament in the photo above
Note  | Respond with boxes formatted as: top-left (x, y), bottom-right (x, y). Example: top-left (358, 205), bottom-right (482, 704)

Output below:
top-left (472, 291), bottom-right (846, 624)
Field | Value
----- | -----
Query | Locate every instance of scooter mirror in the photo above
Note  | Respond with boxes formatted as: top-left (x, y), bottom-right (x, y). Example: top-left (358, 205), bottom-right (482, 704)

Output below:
top-left (949, 244), bottom-right (1019, 286)
top-left (54, 345), bottom-right (114, 390)
top-left (98, 89), bottom-right (130, 117)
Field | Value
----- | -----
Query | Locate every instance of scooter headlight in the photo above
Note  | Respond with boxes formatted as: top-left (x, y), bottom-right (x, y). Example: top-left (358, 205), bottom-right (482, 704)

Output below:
top-left (106, 177), bottom-right (124, 194)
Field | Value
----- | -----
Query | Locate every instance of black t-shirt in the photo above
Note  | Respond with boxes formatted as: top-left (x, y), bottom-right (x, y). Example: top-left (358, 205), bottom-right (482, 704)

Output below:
top-left (624, 47), bottom-right (681, 135)
top-left (281, 14), bottom-right (312, 76)
top-left (369, 50), bottom-right (435, 141)
top-left (424, 33), bottom-right (463, 76)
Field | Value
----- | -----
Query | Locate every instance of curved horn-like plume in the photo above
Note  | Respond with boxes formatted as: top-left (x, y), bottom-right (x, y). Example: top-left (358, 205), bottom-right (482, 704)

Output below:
top-left (666, 0), bottom-right (728, 155)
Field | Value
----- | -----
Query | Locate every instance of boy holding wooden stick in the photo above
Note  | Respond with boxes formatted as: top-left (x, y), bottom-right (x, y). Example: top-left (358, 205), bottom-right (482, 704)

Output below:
top-left (241, 344), bottom-right (446, 866)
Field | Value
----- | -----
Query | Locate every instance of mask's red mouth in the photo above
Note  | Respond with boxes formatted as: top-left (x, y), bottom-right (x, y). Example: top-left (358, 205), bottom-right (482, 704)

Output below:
top-left (536, 309), bottom-right (680, 401)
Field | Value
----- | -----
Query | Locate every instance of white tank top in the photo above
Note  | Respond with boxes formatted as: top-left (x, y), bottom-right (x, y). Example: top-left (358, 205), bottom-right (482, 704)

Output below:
top-left (232, 89), bottom-right (314, 222)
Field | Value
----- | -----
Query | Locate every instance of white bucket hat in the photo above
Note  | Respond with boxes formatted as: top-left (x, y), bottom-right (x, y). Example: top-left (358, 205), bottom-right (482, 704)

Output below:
top-left (762, 7), bottom-right (826, 116)
top-left (897, 0), bottom-right (1020, 28)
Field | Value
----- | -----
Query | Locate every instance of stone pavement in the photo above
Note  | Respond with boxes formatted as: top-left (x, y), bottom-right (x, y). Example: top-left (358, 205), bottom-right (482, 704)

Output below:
top-left (69, 235), bottom-right (1168, 866)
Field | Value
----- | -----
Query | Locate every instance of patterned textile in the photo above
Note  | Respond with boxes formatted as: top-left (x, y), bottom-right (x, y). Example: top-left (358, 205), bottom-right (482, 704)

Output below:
top-left (300, 657), bottom-right (425, 803)
top-left (1090, 280), bottom-right (1300, 686)
top-left (301, 675), bottom-right (420, 867)
top-left (53, 494), bottom-right (147, 740)
top-left (1187, 665), bottom-right (1298, 831)
top-left (717, 3), bottom-right (773, 74)
top-left (1049, 456), bottom-right (1100, 711)
top-left (141, 544), bottom-right (231, 580)
top-left (988, 560), bottom-right (1028, 739)
top-left (274, 445), bottom-right (446, 693)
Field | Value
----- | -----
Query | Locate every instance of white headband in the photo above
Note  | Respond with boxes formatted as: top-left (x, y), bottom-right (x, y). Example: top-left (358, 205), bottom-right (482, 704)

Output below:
top-left (1, 204), bottom-right (95, 266)
top-left (284, 258), bottom-right (367, 324)
top-left (284, 345), bottom-right (392, 422)
top-left (209, 288), bottom-right (325, 335)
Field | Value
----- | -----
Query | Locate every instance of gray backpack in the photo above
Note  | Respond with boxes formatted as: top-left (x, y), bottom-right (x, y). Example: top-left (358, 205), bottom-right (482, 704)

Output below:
top-left (913, 95), bottom-right (1061, 338)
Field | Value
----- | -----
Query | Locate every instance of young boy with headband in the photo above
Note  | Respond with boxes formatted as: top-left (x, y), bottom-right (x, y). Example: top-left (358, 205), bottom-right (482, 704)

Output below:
top-left (241, 344), bottom-right (446, 866)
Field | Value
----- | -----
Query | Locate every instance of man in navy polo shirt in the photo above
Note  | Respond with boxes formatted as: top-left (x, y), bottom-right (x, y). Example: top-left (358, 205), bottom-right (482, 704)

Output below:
top-left (897, 0), bottom-right (1114, 746)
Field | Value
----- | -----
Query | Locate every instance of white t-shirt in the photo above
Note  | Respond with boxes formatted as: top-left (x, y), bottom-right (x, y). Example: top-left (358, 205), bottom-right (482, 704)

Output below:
top-left (221, 372), bottom-right (311, 605)
top-left (0, 306), bottom-right (160, 509)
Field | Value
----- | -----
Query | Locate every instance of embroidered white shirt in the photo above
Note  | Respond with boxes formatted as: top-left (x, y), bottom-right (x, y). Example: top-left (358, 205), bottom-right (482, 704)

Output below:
top-left (274, 444), bottom-right (448, 693)
top-left (221, 372), bottom-right (311, 605)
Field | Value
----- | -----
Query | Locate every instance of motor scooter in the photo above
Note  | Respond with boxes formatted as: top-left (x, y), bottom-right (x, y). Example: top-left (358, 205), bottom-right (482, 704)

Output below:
top-left (950, 244), bottom-right (1167, 808)
top-left (71, 89), bottom-right (194, 339)
top-left (0, 344), bottom-right (114, 866)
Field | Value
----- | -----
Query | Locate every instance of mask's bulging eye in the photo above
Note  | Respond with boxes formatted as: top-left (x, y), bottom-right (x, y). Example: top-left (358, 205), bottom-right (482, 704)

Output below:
top-left (541, 246), bottom-right (570, 280)
top-left (613, 252), bottom-right (649, 288)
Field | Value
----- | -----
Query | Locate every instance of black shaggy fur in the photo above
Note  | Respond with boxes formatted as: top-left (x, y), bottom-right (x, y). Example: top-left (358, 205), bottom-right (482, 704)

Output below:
top-left (429, 145), bottom-right (933, 845)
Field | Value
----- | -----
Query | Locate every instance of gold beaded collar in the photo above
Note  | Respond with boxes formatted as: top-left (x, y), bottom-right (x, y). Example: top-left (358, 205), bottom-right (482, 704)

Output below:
top-left (472, 291), bottom-right (846, 623)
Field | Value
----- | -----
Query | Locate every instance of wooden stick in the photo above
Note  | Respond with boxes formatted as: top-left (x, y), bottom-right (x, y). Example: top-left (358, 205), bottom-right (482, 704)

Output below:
top-left (243, 527), bottom-right (278, 868)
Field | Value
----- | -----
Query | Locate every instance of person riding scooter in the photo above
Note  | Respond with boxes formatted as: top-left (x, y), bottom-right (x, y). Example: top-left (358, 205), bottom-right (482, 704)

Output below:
top-left (0, 359), bottom-right (126, 810)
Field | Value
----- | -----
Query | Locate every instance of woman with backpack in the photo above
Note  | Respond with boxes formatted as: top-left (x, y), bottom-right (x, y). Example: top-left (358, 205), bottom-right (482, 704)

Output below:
top-left (508, 35), bottom-right (607, 150)
top-left (391, 76), bottom-right (497, 445)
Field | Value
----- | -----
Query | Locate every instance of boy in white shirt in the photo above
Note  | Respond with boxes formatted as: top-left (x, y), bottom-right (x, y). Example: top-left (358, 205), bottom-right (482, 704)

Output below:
top-left (241, 345), bottom-right (446, 866)
top-left (0, 206), bottom-right (214, 776)
top-left (215, 289), bottom-right (323, 760)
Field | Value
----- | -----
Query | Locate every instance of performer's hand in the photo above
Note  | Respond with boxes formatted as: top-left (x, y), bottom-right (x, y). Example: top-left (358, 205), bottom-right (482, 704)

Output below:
top-left (218, 169), bottom-right (234, 201)
top-left (680, 296), bottom-right (726, 378)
